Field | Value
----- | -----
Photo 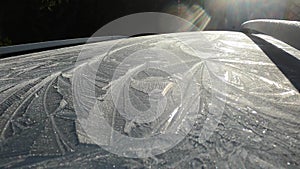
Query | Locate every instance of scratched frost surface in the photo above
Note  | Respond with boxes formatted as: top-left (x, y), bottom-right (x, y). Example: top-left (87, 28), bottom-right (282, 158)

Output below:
top-left (0, 32), bottom-right (299, 168)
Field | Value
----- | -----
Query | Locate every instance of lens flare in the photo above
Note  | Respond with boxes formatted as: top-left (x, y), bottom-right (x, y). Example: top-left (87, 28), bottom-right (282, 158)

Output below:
top-left (203, 0), bottom-right (291, 30)
top-left (164, 4), bottom-right (211, 31)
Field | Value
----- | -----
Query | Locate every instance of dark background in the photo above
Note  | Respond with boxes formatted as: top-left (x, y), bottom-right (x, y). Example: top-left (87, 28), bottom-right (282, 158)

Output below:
top-left (0, 0), bottom-right (298, 46)
top-left (0, 0), bottom-right (181, 46)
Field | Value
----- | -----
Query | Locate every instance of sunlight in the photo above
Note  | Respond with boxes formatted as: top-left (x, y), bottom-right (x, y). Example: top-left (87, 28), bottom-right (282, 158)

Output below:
top-left (203, 0), bottom-right (288, 30)
top-left (164, 4), bottom-right (211, 31)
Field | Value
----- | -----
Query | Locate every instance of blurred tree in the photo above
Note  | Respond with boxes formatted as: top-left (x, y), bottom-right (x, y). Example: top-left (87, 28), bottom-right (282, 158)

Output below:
top-left (39, 0), bottom-right (69, 11)
top-left (0, 36), bottom-right (12, 46)
top-left (0, 0), bottom-right (165, 46)
top-left (1, 0), bottom-right (297, 47)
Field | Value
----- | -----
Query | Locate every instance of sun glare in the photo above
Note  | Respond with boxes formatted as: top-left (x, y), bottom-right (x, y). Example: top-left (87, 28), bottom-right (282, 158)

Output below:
top-left (165, 4), bottom-right (211, 31)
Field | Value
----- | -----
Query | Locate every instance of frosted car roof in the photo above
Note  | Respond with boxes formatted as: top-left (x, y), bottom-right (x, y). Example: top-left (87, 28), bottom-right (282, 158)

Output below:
top-left (0, 31), bottom-right (299, 168)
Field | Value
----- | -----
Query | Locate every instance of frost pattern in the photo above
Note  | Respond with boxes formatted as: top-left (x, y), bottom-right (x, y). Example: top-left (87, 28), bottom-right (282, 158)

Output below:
top-left (0, 32), bottom-right (299, 168)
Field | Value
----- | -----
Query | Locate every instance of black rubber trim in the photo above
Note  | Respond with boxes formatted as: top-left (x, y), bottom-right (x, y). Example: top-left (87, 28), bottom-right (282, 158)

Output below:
top-left (0, 36), bottom-right (126, 58)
